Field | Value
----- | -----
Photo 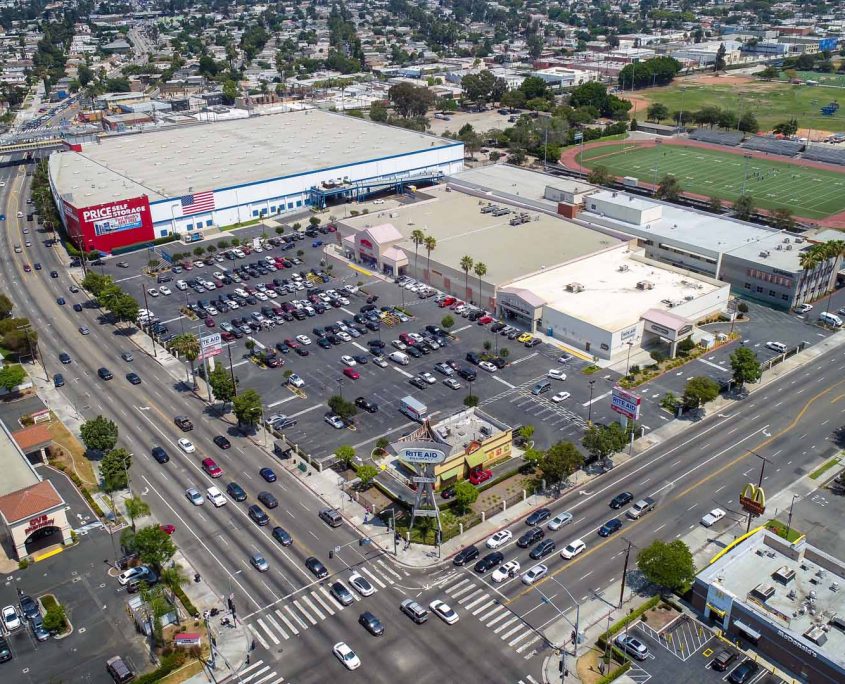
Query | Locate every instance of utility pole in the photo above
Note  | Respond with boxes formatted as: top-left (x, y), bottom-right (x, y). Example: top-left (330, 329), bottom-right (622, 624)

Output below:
top-left (619, 538), bottom-right (634, 608)
top-left (587, 380), bottom-right (595, 425)
top-left (226, 342), bottom-right (237, 398)
top-left (785, 494), bottom-right (799, 540)
top-left (745, 449), bottom-right (770, 532)
top-left (141, 285), bottom-right (157, 358)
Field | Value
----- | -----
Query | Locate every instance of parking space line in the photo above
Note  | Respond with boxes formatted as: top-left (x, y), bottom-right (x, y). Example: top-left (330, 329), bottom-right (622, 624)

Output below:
top-left (289, 403), bottom-right (324, 418)
top-left (492, 376), bottom-right (516, 389)
top-left (391, 366), bottom-right (413, 378)
top-left (583, 390), bottom-right (612, 407)
top-left (266, 395), bottom-right (298, 408)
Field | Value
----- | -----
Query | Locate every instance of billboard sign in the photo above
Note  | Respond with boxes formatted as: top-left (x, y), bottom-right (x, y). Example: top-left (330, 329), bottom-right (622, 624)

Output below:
top-left (199, 332), bottom-right (222, 360)
top-left (76, 195), bottom-right (154, 252)
top-left (400, 448), bottom-right (447, 464)
top-left (611, 386), bottom-right (641, 420)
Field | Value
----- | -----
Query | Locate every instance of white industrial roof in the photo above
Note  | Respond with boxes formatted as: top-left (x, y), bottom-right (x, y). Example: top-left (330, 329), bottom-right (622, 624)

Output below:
top-left (50, 109), bottom-right (458, 207)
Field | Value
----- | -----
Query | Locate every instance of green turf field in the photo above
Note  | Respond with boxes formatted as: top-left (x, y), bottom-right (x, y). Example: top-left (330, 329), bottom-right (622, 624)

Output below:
top-left (778, 71), bottom-right (845, 88)
top-left (632, 80), bottom-right (845, 135)
top-left (577, 143), bottom-right (845, 219)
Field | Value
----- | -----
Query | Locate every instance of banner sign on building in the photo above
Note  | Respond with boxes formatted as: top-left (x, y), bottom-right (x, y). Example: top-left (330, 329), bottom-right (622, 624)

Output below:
top-left (400, 448), bottom-right (447, 464)
top-left (81, 196), bottom-right (152, 236)
top-left (611, 386), bottom-right (641, 420)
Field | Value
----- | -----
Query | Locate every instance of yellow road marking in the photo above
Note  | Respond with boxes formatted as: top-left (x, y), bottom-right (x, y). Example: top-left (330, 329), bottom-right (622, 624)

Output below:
top-left (34, 547), bottom-right (64, 562)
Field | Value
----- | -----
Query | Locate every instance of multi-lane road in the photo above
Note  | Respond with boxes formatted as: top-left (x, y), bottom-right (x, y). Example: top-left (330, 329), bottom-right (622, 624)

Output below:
top-left (2, 157), bottom-right (843, 683)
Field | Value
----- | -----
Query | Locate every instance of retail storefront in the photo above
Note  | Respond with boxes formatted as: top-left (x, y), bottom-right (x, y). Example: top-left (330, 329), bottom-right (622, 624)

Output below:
top-left (342, 223), bottom-right (409, 276)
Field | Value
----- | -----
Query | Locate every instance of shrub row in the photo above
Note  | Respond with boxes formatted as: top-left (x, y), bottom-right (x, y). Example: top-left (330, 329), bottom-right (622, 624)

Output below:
top-left (49, 459), bottom-right (105, 519)
top-left (595, 660), bottom-right (632, 684)
top-left (134, 652), bottom-right (188, 684)
top-left (596, 595), bottom-right (661, 648)
top-left (171, 583), bottom-right (200, 618)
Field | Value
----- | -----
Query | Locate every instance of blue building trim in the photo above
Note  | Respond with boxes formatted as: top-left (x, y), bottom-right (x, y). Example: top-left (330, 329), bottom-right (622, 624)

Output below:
top-left (148, 142), bottom-right (464, 208)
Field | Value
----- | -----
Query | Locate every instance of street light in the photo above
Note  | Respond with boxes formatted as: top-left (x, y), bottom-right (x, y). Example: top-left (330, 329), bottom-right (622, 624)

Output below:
top-left (534, 577), bottom-right (581, 679)
top-left (624, 340), bottom-right (634, 376)
top-left (587, 380), bottom-right (596, 425)
top-left (745, 449), bottom-right (771, 532)
top-left (785, 494), bottom-right (800, 540)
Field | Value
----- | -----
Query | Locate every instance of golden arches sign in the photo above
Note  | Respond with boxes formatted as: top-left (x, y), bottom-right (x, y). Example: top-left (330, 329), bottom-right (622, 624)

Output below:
top-left (739, 482), bottom-right (766, 515)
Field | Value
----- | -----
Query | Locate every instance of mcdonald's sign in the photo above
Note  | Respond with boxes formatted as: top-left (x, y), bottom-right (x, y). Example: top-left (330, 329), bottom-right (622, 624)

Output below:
top-left (739, 483), bottom-right (766, 516)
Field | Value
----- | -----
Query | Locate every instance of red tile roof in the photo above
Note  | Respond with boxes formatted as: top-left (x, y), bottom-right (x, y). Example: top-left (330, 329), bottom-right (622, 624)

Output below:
top-left (12, 424), bottom-right (53, 452)
top-left (0, 480), bottom-right (64, 524)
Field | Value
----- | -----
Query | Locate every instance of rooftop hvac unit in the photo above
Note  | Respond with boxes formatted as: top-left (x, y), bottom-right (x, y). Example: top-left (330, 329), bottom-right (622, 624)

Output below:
top-left (759, 251), bottom-right (770, 258)
top-left (784, 237), bottom-right (790, 243)
top-left (618, 264), bottom-right (629, 272)
top-left (566, 282), bottom-right (585, 293)
top-left (795, 237), bottom-right (804, 244)
top-left (636, 280), bottom-right (654, 290)
top-left (786, 245), bottom-right (793, 250)
top-left (776, 244), bottom-right (783, 250)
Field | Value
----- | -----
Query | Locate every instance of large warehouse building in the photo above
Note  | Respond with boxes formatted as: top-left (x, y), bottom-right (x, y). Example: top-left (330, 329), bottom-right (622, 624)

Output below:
top-left (48, 110), bottom-right (464, 253)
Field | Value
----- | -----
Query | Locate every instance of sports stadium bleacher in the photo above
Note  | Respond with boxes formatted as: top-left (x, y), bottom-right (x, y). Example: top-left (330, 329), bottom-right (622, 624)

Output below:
top-left (741, 136), bottom-right (804, 157)
top-left (802, 145), bottom-right (845, 167)
top-left (688, 129), bottom-right (744, 146)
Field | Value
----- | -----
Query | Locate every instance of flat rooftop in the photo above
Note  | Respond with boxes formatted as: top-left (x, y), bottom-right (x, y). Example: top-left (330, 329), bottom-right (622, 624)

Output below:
top-left (581, 190), bottom-right (806, 272)
top-left (0, 421), bottom-right (40, 498)
top-left (506, 247), bottom-right (723, 331)
top-left (344, 185), bottom-right (618, 285)
top-left (699, 530), bottom-right (845, 669)
top-left (432, 408), bottom-right (510, 455)
top-left (50, 109), bottom-right (458, 207)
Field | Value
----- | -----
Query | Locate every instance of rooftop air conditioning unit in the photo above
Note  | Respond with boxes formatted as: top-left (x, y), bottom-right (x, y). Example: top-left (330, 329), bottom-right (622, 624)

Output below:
top-left (566, 282), bottom-right (585, 293)
top-left (618, 264), bottom-right (629, 272)
top-left (776, 244), bottom-right (783, 250)
top-left (759, 251), bottom-right (770, 258)
top-left (786, 244), bottom-right (793, 250)
top-left (636, 280), bottom-right (655, 290)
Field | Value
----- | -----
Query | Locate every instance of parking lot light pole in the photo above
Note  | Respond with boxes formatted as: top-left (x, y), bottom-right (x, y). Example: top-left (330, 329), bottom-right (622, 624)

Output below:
top-left (587, 380), bottom-right (596, 425)
top-left (337, 377), bottom-right (344, 400)
top-left (786, 494), bottom-right (800, 540)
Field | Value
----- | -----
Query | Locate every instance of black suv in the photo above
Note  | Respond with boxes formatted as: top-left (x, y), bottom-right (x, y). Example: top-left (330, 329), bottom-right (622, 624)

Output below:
top-left (355, 397), bottom-right (378, 413)
top-left (453, 545), bottom-right (480, 566)
top-left (272, 526), bottom-right (293, 546)
top-left (358, 611), bottom-right (384, 636)
top-left (248, 504), bottom-right (269, 526)
top-left (466, 351), bottom-right (481, 365)
top-left (305, 556), bottom-right (328, 579)
top-left (457, 366), bottom-right (477, 381)
top-left (151, 446), bottom-right (170, 464)
top-left (226, 482), bottom-right (247, 501)
top-left (97, 367), bottom-right (113, 380)
top-left (258, 491), bottom-right (279, 509)
top-left (609, 492), bottom-right (634, 509)
top-left (529, 539), bottom-right (556, 560)
top-left (517, 527), bottom-right (545, 548)
top-left (174, 416), bottom-right (194, 431)
top-left (525, 508), bottom-right (552, 526)
top-left (474, 551), bottom-right (504, 574)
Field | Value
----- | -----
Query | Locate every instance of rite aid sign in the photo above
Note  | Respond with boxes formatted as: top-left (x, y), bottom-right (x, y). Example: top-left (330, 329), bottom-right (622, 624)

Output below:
top-left (401, 448), bottom-right (447, 464)
top-left (611, 386), bottom-right (641, 420)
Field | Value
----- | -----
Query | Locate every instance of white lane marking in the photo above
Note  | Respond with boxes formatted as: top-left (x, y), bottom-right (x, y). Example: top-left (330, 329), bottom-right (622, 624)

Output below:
top-left (485, 609), bottom-right (512, 627)
top-left (463, 593), bottom-right (491, 610)
top-left (457, 588), bottom-right (485, 605)
top-left (276, 608), bottom-right (299, 635)
top-left (253, 672), bottom-right (280, 684)
top-left (478, 604), bottom-right (506, 622)
top-left (313, 588), bottom-right (336, 615)
top-left (472, 599), bottom-right (497, 616)
top-left (285, 605), bottom-right (307, 630)
top-left (360, 566), bottom-right (386, 588)
top-left (494, 616), bottom-right (520, 634)
top-left (444, 578), bottom-right (470, 595)
top-left (248, 626), bottom-right (269, 650)
top-left (264, 613), bottom-right (288, 640)
top-left (517, 635), bottom-right (542, 654)
top-left (376, 559), bottom-right (402, 580)
top-left (256, 618), bottom-right (279, 645)
top-left (293, 599), bottom-right (317, 625)
top-left (502, 624), bottom-right (526, 641)
top-left (509, 629), bottom-right (534, 646)
top-left (449, 583), bottom-right (478, 598)
top-left (239, 660), bottom-right (267, 675)
top-left (300, 594), bottom-right (325, 621)
top-left (241, 666), bottom-right (271, 684)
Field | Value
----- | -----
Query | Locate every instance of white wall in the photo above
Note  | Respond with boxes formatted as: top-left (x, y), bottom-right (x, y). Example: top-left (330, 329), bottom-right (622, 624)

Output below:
top-left (541, 307), bottom-right (615, 360)
top-left (149, 144), bottom-right (464, 237)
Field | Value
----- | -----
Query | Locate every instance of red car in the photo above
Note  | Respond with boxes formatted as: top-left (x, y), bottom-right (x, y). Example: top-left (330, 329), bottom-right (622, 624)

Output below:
top-left (160, 524), bottom-right (176, 535)
top-left (283, 338), bottom-right (300, 349)
top-left (202, 457), bottom-right (223, 478)
top-left (399, 332), bottom-right (415, 346)
top-left (439, 296), bottom-right (456, 308)
top-left (450, 300), bottom-right (464, 310)
top-left (221, 331), bottom-right (235, 341)
top-left (469, 468), bottom-right (493, 485)
top-left (23, 264), bottom-right (31, 272)
top-left (343, 367), bottom-right (360, 380)
top-left (478, 315), bottom-right (493, 325)
top-left (205, 317), bottom-right (215, 327)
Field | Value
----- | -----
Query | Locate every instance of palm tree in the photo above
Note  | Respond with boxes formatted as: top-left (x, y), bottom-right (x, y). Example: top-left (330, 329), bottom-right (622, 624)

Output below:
top-left (410, 229), bottom-right (425, 280)
top-left (423, 235), bottom-right (437, 285)
top-left (474, 262), bottom-right (488, 307)
top-left (124, 496), bottom-right (150, 532)
top-left (460, 255), bottom-right (474, 300)
top-left (170, 333), bottom-right (200, 386)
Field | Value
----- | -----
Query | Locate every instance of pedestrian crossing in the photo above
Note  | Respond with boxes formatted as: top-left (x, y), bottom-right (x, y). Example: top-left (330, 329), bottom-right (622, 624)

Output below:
top-left (236, 659), bottom-right (286, 684)
top-left (441, 575), bottom-right (545, 660)
top-left (246, 559), bottom-right (398, 649)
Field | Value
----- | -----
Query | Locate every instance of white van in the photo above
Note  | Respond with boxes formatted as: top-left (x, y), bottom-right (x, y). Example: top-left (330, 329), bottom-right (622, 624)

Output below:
top-left (765, 341), bottom-right (788, 353)
top-left (819, 311), bottom-right (842, 328)
top-left (175, 279), bottom-right (188, 290)
top-left (389, 351), bottom-right (410, 365)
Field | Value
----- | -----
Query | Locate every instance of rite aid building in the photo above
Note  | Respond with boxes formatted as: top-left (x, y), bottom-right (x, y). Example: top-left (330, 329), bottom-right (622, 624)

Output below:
top-left (694, 528), bottom-right (845, 684)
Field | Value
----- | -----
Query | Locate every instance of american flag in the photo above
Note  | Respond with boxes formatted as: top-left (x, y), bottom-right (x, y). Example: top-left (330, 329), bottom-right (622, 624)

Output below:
top-left (180, 190), bottom-right (215, 216)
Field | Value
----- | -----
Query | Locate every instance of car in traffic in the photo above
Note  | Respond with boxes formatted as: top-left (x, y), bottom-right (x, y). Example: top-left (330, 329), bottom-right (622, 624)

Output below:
top-left (213, 435), bottom-right (231, 449)
top-left (305, 556), bottom-right (328, 579)
top-left (609, 492), bottom-right (634, 509)
top-left (59, 352), bottom-right (72, 364)
top-left (97, 367), bottom-right (113, 380)
top-left (486, 529), bottom-right (513, 549)
top-left (259, 467), bottom-right (277, 482)
top-left (548, 511), bottom-right (573, 530)
top-left (349, 571), bottom-right (375, 597)
top-left (358, 611), bottom-right (384, 636)
top-left (330, 581), bottom-right (355, 606)
top-left (272, 526), bottom-right (293, 546)
top-left (560, 539), bottom-right (587, 559)
top-left (700, 508), bottom-right (727, 527)
top-left (526, 508), bottom-right (552, 526)
top-left (174, 415), bottom-right (194, 431)
top-left (521, 563), bottom-right (548, 585)
top-left (517, 527), bottom-right (544, 548)
top-left (453, 545), bottom-right (480, 566)
top-left (332, 641), bottom-right (361, 670)
top-left (530, 539), bottom-right (557, 560)
top-left (178, 438), bottom-right (195, 453)
top-left (226, 482), bottom-right (247, 501)
top-left (430, 599), bottom-right (459, 624)
top-left (598, 518), bottom-right (623, 537)
top-left (258, 491), bottom-right (278, 509)
top-left (202, 458), bottom-right (223, 478)
top-left (126, 372), bottom-right (142, 385)
top-left (185, 488), bottom-right (204, 505)
top-left (206, 486), bottom-right (227, 507)
top-left (474, 551), bottom-right (504, 574)
top-left (491, 560), bottom-right (521, 583)
top-left (250, 553), bottom-right (269, 572)
top-left (151, 446), bottom-right (170, 464)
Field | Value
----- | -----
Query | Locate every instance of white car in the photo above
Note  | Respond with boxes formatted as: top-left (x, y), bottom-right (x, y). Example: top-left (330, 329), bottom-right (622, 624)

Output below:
top-left (391, 339), bottom-right (407, 350)
top-left (700, 508), bottom-right (727, 527)
top-left (255, 292), bottom-right (268, 301)
top-left (288, 374), bottom-right (305, 388)
top-left (794, 303), bottom-right (813, 314)
top-left (206, 486), bottom-right (227, 507)
top-left (430, 599), bottom-right (459, 625)
top-left (552, 391), bottom-right (571, 403)
top-left (444, 378), bottom-right (462, 390)
top-left (185, 487), bottom-right (204, 506)
top-left (117, 565), bottom-right (152, 586)
top-left (492, 560), bottom-right (521, 583)
top-left (373, 199), bottom-right (385, 205)
top-left (333, 642), bottom-right (361, 670)
top-left (486, 529), bottom-right (513, 549)
top-left (547, 369), bottom-right (566, 381)
top-left (522, 563), bottom-right (548, 585)
top-left (420, 371), bottom-right (437, 385)
top-left (296, 334), bottom-right (312, 345)
top-left (337, 331), bottom-right (352, 342)
top-left (372, 355), bottom-right (389, 368)
top-left (178, 438), bottom-right (195, 453)
top-left (560, 539), bottom-right (586, 559)
top-left (1, 605), bottom-right (21, 631)
top-left (341, 355), bottom-right (357, 366)
top-left (147, 288), bottom-right (159, 297)
top-left (159, 286), bottom-right (172, 296)
top-left (325, 414), bottom-right (345, 429)
top-left (479, 361), bottom-right (497, 373)
top-left (348, 571), bottom-right (375, 597)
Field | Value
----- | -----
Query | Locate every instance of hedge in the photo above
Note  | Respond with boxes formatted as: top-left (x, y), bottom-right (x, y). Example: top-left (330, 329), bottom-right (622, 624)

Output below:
top-left (154, 234), bottom-right (179, 246)
top-left (597, 595), bottom-right (661, 648)
top-left (595, 660), bottom-right (632, 684)
top-left (171, 583), bottom-right (200, 618)
top-left (134, 653), bottom-right (187, 684)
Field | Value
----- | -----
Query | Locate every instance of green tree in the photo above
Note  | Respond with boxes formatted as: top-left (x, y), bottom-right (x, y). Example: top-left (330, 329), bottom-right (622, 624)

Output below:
top-left (539, 441), bottom-right (584, 483)
top-left (771, 207), bottom-right (795, 232)
top-left (730, 347), bottom-right (761, 387)
top-left (335, 444), bottom-right (356, 468)
top-left (587, 165), bottom-right (612, 186)
top-left (309, 216), bottom-right (321, 227)
top-left (758, 66), bottom-right (779, 80)
top-left (101, 448), bottom-right (132, 492)
top-left (369, 100), bottom-right (388, 122)
top-left (773, 119), bottom-right (798, 137)
top-left (464, 395), bottom-right (480, 408)
top-left (737, 111), bottom-right (759, 134)
top-left (124, 495), bottom-right (150, 532)
top-left (682, 376), bottom-right (720, 409)
top-left (42, 603), bottom-right (67, 633)
top-left (111, 292), bottom-right (140, 324)
top-left (170, 333), bottom-right (200, 384)
top-left (410, 229), bottom-right (425, 281)
top-left (233, 388), bottom-right (262, 428)
top-left (655, 174), bottom-right (682, 202)
top-left (0, 364), bottom-right (25, 393)
top-left (423, 235), bottom-right (437, 284)
top-left (133, 524), bottom-right (177, 569)
top-left (646, 102), bottom-right (669, 122)
top-left (714, 43), bottom-right (727, 72)
top-left (637, 539), bottom-right (695, 591)
top-left (518, 425), bottom-right (535, 444)
top-left (328, 395), bottom-right (358, 421)
top-left (80, 416), bottom-right (118, 452)
top-left (388, 82), bottom-right (434, 118)
top-left (473, 262), bottom-right (488, 306)
top-left (733, 193), bottom-right (756, 221)
top-left (453, 480), bottom-right (479, 513)
top-left (357, 464), bottom-right (378, 487)
top-left (0, 293), bottom-right (13, 319)
top-left (208, 363), bottom-right (236, 406)
top-left (582, 422), bottom-right (628, 461)
top-left (222, 79), bottom-right (239, 105)
top-left (459, 255), bottom-right (474, 299)
top-left (81, 271), bottom-right (113, 297)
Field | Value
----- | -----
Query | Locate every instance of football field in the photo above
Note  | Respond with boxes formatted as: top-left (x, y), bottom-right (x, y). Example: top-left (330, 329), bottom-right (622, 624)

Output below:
top-left (577, 142), bottom-right (845, 219)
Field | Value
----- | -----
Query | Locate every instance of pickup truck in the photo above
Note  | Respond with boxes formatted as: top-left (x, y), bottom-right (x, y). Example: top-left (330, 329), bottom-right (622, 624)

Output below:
top-left (626, 497), bottom-right (656, 520)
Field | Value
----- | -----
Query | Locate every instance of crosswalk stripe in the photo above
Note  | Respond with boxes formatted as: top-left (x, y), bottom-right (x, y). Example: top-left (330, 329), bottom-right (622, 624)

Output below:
top-left (524, 674), bottom-right (540, 683)
top-left (276, 609), bottom-right (299, 635)
top-left (285, 605), bottom-right (307, 630)
top-left (450, 583), bottom-right (477, 598)
top-left (257, 618), bottom-right (280, 645)
top-left (478, 604), bottom-right (506, 621)
top-left (494, 616), bottom-right (519, 634)
top-left (239, 660), bottom-right (266, 675)
top-left (485, 608), bottom-right (511, 626)
top-left (301, 594), bottom-right (325, 621)
top-left (501, 624), bottom-right (525, 641)
top-left (458, 588), bottom-right (485, 605)
top-left (314, 588), bottom-right (336, 615)
top-left (509, 629), bottom-right (534, 647)
top-left (248, 626), bottom-right (270, 650)
top-left (293, 599), bottom-right (318, 625)
top-left (254, 672), bottom-right (279, 684)
top-left (443, 578), bottom-right (469, 595)
top-left (267, 677), bottom-right (286, 684)
top-left (360, 566), bottom-right (386, 588)
top-left (516, 635), bottom-right (542, 654)
top-left (463, 593), bottom-right (490, 610)
top-left (472, 599), bottom-right (497, 616)
top-left (376, 559), bottom-right (402, 581)
top-left (241, 666), bottom-right (271, 683)
top-left (265, 614), bottom-right (288, 640)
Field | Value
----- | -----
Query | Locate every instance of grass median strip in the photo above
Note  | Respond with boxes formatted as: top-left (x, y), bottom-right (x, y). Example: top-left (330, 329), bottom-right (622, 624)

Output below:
top-left (809, 455), bottom-right (841, 480)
